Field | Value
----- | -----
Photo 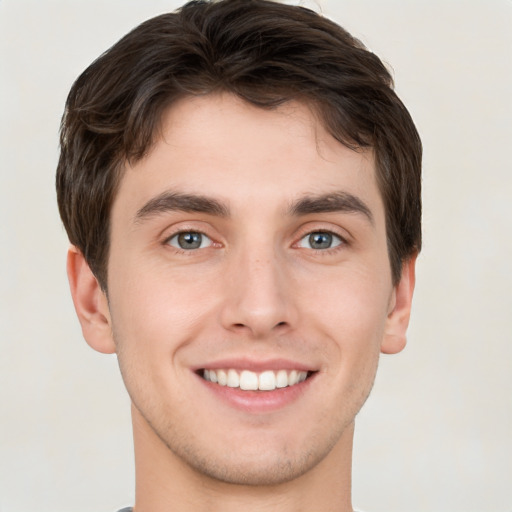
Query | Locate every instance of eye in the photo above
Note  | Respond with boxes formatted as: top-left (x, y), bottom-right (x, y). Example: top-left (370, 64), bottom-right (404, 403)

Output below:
top-left (167, 231), bottom-right (213, 250)
top-left (297, 231), bottom-right (343, 250)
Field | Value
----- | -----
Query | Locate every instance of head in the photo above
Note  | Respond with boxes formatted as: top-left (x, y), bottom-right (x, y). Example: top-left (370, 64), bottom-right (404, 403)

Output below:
top-left (56, 0), bottom-right (421, 292)
top-left (57, 0), bottom-right (421, 492)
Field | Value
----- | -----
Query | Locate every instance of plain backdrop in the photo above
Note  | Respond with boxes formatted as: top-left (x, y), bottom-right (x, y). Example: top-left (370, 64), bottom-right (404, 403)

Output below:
top-left (1, 1), bottom-right (511, 511)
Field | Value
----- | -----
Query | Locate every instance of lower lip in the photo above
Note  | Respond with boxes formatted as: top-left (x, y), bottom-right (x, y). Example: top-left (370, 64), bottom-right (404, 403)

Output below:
top-left (196, 373), bottom-right (316, 414)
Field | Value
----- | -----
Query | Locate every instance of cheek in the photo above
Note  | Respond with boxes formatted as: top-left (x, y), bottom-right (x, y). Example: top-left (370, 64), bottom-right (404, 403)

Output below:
top-left (107, 260), bottom-right (219, 356)
top-left (107, 268), bottom-right (212, 410)
top-left (303, 267), bottom-right (390, 344)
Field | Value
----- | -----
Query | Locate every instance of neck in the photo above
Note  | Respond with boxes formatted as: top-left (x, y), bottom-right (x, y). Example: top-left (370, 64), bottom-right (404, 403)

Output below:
top-left (131, 405), bottom-right (354, 512)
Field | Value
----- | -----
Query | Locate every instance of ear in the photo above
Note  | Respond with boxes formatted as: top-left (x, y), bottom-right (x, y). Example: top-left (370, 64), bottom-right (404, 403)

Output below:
top-left (381, 254), bottom-right (417, 355)
top-left (66, 246), bottom-right (116, 354)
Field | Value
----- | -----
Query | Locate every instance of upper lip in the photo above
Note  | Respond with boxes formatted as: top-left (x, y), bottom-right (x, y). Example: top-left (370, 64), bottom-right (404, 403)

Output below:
top-left (193, 357), bottom-right (317, 373)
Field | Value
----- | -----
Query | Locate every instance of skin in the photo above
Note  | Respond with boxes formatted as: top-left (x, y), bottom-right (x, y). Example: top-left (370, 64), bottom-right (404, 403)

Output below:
top-left (67, 93), bottom-right (416, 512)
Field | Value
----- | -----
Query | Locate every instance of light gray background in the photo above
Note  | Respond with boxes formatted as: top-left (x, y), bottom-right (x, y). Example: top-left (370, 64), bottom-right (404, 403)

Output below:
top-left (1, 1), bottom-right (511, 511)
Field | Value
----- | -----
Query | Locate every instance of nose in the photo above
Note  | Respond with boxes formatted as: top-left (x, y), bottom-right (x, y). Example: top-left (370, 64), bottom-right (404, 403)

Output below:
top-left (219, 246), bottom-right (298, 339)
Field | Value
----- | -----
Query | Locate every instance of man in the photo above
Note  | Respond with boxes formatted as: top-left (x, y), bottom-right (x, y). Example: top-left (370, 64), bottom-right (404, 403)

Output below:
top-left (56, 0), bottom-right (421, 510)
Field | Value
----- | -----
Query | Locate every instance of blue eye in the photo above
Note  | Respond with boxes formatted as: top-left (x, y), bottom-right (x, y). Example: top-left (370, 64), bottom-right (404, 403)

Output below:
top-left (167, 232), bottom-right (212, 250)
top-left (298, 231), bottom-right (343, 250)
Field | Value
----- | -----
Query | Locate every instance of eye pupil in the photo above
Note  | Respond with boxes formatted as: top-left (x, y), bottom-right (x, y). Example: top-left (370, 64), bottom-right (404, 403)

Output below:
top-left (309, 232), bottom-right (332, 249)
top-left (178, 232), bottom-right (202, 249)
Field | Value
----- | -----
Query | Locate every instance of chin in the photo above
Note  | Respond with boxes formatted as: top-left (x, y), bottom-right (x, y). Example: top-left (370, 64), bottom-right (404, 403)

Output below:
top-left (150, 413), bottom-right (350, 487)
top-left (175, 443), bottom-right (327, 486)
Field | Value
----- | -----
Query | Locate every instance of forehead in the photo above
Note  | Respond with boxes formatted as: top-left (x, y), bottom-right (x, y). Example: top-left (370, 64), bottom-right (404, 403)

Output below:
top-left (156, 93), bottom-right (365, 167)
top-left (114, 93), bottom-right (383, 222)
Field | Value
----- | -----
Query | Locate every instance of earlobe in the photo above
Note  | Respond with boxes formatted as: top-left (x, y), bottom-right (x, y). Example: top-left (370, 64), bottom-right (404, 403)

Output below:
top-left (66, 246), bottom-right (116, 354)
top-left (381, 255), bottom-right (417, 355)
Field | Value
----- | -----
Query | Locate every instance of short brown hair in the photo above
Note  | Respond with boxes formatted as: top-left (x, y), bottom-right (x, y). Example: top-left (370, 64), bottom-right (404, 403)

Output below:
top-left (56, 0), bottom-right (422, 289)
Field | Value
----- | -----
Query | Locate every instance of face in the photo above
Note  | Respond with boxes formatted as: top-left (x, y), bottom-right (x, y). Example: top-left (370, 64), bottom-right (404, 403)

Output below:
top-left (89, 93), bottom-right (410, 485)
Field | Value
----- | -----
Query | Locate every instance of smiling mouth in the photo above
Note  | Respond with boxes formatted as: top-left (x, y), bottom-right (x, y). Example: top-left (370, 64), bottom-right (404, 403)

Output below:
top-left (200, 368), bottom-right (314, 391)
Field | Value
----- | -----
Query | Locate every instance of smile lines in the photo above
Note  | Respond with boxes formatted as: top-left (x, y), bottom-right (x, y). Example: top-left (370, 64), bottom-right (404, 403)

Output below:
top-left (202, 369), bottom-right (309, 391)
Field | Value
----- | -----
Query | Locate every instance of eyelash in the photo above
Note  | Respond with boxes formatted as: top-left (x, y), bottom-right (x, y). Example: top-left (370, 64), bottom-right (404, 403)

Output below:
top-left (163, 228), bottom-right (348, 255)
top-left (295, 229), bottom-right (347, 254)
top-left (164, 230), bottom-right (215, 253)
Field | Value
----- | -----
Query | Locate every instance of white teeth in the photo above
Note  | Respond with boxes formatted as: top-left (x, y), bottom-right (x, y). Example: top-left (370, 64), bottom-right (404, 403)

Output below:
top-left (258, 370), bottom-right (276, 390)
top-left (217, 369), bottom-right (227, 386)
top-left (240, 370), bottom-right (259, 390)
top-left (202, 368), bottom-right (310, 390)
top-left (227, 369), bottom-right (239, 388)
top-left (276, 369), bottom-right (288, 388)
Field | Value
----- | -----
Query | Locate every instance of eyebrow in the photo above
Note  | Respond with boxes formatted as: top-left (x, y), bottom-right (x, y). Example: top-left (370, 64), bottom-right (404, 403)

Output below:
top-left (134, 189), bottom-right (373, 225)
top-left (288, 191), bottom-right (374, 224)
top-left (135, 191), bottom-right (230, 222)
